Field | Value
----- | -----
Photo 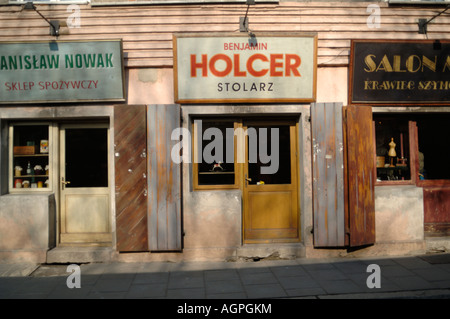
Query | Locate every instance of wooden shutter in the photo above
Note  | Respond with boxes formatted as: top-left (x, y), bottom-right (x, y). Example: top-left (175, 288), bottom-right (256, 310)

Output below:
top-left (344, 105), bottom-right (375, 247)
top-left (147, 104), bottom-right (182, 251)
top-left (114, 104), bottom-right (149, 252)
top-left (311, 103), bottom-right (346, 247)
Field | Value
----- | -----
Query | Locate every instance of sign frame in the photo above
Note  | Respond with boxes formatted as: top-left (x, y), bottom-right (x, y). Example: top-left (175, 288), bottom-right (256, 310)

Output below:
top-left (0, 39), bottom-right (126, 104)
top-left (173, 32), bottom-right (318, 104)
top-left (349, 39), bottom-right (450, 105)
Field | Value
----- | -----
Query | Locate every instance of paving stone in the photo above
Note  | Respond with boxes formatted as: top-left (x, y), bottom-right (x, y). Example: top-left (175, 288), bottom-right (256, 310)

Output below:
top-left (133, 272), bottom-right (169, 284)
top-left (270, 265), bottom-right (308, 277)
top-left (168, 271), bottom-right (204, 289)
top-left (125, 283), bottom-right (167, 299)
top-left (306, 269), bottom-right (349, 281)
top-left (205, 269), bottom-right (239, 282)
top-left (166, 287), bottom-right (205, 299)
top-left (244, 283), bottom-right (287, 298)
top-left (412, 267), bottom-right (450, 281)
top-left (393, 257), bottom-right (435, 270)
top-left (285, 287), bottom-right (326, 297)
top-left (47, 283), bottom-right (94, 299)
top-left (378, 265), bottom-right (415, 278)
top-left (389, 276), bottom-right (436, 290)
top-left (317, 279), bottom-right (365, 295)
top-left (277, 275), bottom-right (321, 290)
top-left (207, 292), bottom-right (248, 299)
top-left (205, 279), bottom-right (244, 295)
top-left (239, 271), bottom-right (278, 285)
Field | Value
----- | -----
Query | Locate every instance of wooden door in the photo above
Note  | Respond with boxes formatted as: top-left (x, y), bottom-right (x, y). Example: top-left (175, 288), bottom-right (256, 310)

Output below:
top-left (242, 122), bottom-right (299, 243)
top-left (59, 124), bottom-right (111, 245)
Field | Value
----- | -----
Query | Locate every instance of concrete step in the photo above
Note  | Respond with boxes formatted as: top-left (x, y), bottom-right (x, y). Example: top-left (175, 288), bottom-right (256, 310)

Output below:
top-left (46, 246), bottom-right (113, 264)
top-left (234, 243), bottom-right (306, 261)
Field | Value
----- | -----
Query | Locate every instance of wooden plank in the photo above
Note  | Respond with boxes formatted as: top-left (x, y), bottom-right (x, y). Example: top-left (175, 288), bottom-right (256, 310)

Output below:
top-left (114, 104), bottom-right (149, 252)
top-left (147, 104), bottom-right (182, 251)
top-left (311, 103), bottom-right (345, 247)
top-left (2, 2), bottom-right (450, 69)
top-left (345, 105), bottom-right (375, 247)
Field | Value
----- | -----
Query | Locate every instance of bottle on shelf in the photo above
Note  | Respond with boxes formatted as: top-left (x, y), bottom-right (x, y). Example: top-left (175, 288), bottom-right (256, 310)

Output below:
top-left (26, 161), bottom-right (31, 175)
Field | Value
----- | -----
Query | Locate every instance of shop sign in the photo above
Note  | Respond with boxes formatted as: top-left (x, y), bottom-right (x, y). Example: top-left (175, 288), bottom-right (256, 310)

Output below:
top-left (350, 40), bottom-right (450, 104)
top-left (174, 33), bottom-right (317, 104)
top-left (0, 40), bottom-right (125, 104)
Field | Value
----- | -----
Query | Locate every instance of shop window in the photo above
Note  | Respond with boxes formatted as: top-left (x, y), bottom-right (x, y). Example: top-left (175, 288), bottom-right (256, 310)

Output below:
top-left (374, 116), bottom-right (411, 183)
top-left (9, 123), bottom-right (53, 192)
top-left (374, 113), bottom-right (450, 186)
top-left (417, 114), bottom-right (450, 181)
top-left (193, 120), bottom-right (238, 190)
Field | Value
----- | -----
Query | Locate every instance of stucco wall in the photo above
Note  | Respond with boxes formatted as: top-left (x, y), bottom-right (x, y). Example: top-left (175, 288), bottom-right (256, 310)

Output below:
top-left (0, 194), bottom-right (56, 263)
top-left (374, 185), bottom-right (424, 243)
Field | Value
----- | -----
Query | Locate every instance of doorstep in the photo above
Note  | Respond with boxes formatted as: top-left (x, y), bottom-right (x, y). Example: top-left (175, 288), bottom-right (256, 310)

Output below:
top-left (425, 236), bottom-right (450, 254)
top-left (234, 243), bottom-right (306, 261)
top-left (46, 246), bottom-right (113, 264)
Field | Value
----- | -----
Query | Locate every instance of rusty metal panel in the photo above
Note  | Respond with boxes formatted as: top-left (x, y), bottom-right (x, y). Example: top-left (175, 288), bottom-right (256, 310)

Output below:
top-left (345, 105), bottom-right (375, 247)
top-left (311, 103), bottom-right (345, 247)
top-left (114, 104), bottom-right (149, 252)
top-left (147, 104), bottom-right (182, 251)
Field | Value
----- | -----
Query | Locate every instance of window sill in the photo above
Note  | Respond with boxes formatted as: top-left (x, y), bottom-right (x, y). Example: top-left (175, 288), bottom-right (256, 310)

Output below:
top-left (375, 180), bottom-right (414, 186)
top-left (193, 185), bottom-right (239, 192)
top-left (417, 179), bottom-right (450, 187)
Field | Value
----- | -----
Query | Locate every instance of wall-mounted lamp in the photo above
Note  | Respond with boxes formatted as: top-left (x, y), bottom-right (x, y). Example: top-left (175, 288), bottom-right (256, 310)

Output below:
top-left (240, 0), bottom-right (255, 32)
top-left (418, 5), bottom-right (450, 34)
top-left (23, 2), bottom-right (62, 36)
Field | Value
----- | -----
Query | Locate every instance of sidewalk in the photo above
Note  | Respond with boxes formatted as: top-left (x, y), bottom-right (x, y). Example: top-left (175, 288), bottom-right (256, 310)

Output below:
top-left (0, 254), bottom-right (449, 299)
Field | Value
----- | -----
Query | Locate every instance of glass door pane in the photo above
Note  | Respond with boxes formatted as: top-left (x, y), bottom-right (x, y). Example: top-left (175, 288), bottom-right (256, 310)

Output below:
top-left (65, 128), bottom-right (108, 188)
top-left (247, 125), bottom-right (291, 185)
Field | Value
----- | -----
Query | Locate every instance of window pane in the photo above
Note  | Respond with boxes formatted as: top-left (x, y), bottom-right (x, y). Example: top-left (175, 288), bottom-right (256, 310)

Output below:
top-left (65, 128), bottom-right (108, 188)
top-left (12, 125), bottom-right (50, 189)
top-left (417, 114), bottom-right (450, 180)
top-left (247, 125), bottom-right (290, 185)
top-left (374, 116), bottom-right (411, 182)
top-left (197, 121), bottom-right (235, 186)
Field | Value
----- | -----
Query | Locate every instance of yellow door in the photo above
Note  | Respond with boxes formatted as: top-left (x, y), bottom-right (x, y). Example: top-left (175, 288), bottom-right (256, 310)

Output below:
top-left (243, 122), bottom-right (299, 243)
top-left (59, 124), bottom-right (111, 245)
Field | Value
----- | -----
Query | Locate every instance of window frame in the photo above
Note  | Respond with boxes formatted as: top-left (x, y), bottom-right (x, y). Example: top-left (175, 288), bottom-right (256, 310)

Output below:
top-left (192, 119), bottom-right (242, 191)
top-left (373, 113), bottom-right (450, 187)
top-left (8, 122), bottom-right (56, 193)
top-left (373, 117), bottom-right (417, 186)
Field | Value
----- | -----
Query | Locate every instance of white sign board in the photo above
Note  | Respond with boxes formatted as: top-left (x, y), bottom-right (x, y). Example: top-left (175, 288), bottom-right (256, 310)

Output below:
top-left (174, 33), bottom-right (317, 103)
top-left (0, 40), bottom-right (125, 104)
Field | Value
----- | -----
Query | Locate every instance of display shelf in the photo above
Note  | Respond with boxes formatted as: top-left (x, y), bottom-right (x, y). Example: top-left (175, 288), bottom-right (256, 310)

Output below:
top-left (13, 154), bottom-right (49, 157)
top-left (377, 166), bottom-right (409, 171)
top-left (14, 175), bottom-right (49, 178)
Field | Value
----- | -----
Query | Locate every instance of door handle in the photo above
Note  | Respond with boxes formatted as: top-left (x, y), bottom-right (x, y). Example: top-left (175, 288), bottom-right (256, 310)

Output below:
top-left (245, 174), bottom-right (252, 187)
top-left (61, 177), bottom-right (71, 190)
